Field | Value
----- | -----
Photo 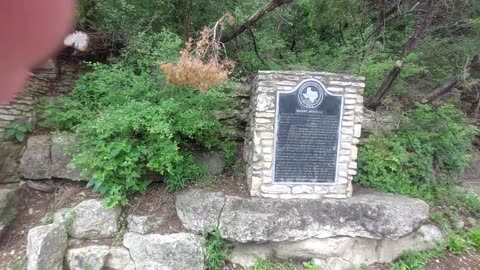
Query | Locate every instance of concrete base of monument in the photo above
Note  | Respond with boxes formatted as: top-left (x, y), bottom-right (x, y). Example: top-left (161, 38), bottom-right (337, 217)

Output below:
top-left (175, 189), bottom-right (444, 269)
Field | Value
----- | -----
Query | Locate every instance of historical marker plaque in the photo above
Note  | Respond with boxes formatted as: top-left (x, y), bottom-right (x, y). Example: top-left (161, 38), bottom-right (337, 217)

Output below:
top-left (245, 71), bottom-right (364, 199)
top-left (273, 80), bottom-right (343, 183)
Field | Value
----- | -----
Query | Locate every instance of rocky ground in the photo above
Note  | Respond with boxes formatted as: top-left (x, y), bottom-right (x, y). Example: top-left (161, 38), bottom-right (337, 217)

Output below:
top-left (1, 180), bottom-right (480, 269)
top-left (1, 137), bottom-right (480, 269)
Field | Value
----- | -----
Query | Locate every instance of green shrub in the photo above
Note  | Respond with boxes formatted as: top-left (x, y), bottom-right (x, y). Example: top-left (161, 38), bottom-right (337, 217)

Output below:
top-left (302, 260), bottom-right (320, 270)
top-left (466, 227), bottom-right (480, 251)
top-left (205, 229), bottom-right (232, 270)
top-left (4, 122), bottom-right (33, 142)
top-left (71, 82), bottom-right (233, 207)
top-left (355, 104), bottom-right (477, 197)
top-left (391, 246), bottom-right (445, 270)
top-left (42, 32), bottom-right (235, 207)
top-left (446, 234), bottom-right (470, 254)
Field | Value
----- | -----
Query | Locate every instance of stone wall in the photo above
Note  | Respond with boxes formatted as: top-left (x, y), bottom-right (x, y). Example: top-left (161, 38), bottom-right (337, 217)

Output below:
top-left (0, 60), bottom-right (86, 139)
top-left (244, 71), bottom-right (365, 199)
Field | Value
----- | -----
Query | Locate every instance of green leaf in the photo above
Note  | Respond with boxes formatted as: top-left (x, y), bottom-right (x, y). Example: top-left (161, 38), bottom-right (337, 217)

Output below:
top-left (15, 132), bottom-right (25, 142)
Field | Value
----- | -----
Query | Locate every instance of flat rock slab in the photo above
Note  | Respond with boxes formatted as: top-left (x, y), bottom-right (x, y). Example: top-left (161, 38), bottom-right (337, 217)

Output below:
top-left (123, 232), bottom-right (205, 270)
top-left (229, 225), bottom-right (444, 268)
top-left (176, 190), bottom-right (429, 242)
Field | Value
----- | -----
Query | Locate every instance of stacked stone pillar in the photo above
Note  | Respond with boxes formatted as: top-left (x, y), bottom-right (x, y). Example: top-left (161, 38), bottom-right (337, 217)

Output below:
top-left (244, 71), bottom-right (365, 199)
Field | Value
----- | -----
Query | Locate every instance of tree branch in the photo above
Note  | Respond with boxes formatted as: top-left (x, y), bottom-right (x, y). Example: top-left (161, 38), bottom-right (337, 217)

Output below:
top-left (248, 27), bottom-right (266, 65)
top-left (365, 0), bottom-right (438, 110)
top-left (220, 0), bottom-right (293, 43)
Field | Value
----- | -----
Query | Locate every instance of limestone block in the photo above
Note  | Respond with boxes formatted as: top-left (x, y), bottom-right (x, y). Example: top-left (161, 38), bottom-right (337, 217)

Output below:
top-left (27, 224), bottom-right (67, 270)
top-left (65, 246), bottom-right (135, 270)
top-left (123, 233), bottom-right (204, 270)
top-left (51, 134), bottom-right (87, 181)
top-left (291, 185), bottom-right (314, 194)
top-left (20, 135), bottom-right (51, 180)
top-left (176, 190), bottom-right (225, 234)
top-left (55, 199), bottom-right (121, 239)
top-left (260, 184), bottom-right (291, 194)
top-left (127, 214), bottom-right (165, 235)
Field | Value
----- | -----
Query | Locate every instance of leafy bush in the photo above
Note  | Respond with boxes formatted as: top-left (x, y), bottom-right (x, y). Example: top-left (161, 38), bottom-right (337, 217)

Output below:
top-left (302, 260), bottom-right (320, 270)
top-left (355, 104), bottom-right (477, 196)
top-left (205, 229), bottom-right (232, 270)
top-left (4, 122), bottom-right (33, 142)
top-left (466, 228), bottom-right (480, 251)
top-left (42, 31), bottom-right (235, 207)
top-left (391, 246), bottom-right (445, 270)
top-left (446, 234), bottom-right (470, 254)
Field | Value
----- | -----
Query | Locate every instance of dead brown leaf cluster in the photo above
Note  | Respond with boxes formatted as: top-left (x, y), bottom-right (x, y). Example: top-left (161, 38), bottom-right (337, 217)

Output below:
top-left (161, 15), bottom-right (235, 92)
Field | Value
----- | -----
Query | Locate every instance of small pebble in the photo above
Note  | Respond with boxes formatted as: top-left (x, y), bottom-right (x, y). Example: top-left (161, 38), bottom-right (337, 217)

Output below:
top-left (28, 208), bottom-right (33, 215)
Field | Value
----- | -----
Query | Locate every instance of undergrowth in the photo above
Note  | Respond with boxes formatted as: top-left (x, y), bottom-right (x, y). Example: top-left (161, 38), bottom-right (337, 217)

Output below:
top-left (248, 258), bottom-right (320, 270)
top-left (391, 227), bottom-right (480, 270)
top-left (205, 229), bottom-right (232, 270)
top-left (40, 31), bottom-right (236, 207)
top-left (356, 104), bottom-right (480, 268)
top-left (356, 104), bottom-right (477, 192)
top-left (3, 122), bottom-right (33, 142)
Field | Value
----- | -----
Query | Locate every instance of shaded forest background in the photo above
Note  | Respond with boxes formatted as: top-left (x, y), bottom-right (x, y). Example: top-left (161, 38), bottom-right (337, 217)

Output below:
top-left (74, 0), bottom-right (480, 112)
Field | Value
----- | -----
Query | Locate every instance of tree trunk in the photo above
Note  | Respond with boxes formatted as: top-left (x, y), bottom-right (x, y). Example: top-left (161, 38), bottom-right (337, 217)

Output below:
top-left (221, 0), bottom-right (293, 43)
top-left (365, 0), bottom-right (405, 51)
top-left (63, 32), bottom-right (125, 56)
top-left (365, 0), bottom-right (438, 110)
top-left (421, 77), bottom-right (461, 103)
top-left (420, 55), bottom-right (480, 104)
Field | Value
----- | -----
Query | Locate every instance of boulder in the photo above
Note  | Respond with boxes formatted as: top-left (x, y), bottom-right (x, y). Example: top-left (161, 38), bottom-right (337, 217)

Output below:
top-left (65, 246), bottom-right (134, 270)
top-left (123, 232), bottom-right (205, 270)
top-left (378, 224), bottom-right (444, 262)
top-left (229, 225), bottom-right (443, 268)
top-left (193, 151), bottom-right (225, 175)
top-left (126, 214), bottom-right (164, 235)
top-left (50, 134), bottom-right (86, 181)
top-left (20, 135), bottom-right (52, 180)
top-left (0, 185), bottom-right (20, 238)
top-left (176, 190), bottom-right (429, 242)
top-left (0, 141), bottom-right (24, 183)
top-left (176, 190), bottom-right (225, 234)
top-left (55, 199), bottom-right (121, 239)
top-left (27, 224), bottom-right (67, 270)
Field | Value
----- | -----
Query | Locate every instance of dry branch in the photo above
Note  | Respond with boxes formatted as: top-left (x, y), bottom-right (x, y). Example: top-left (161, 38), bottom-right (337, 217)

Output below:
top-left (421, 55), bottom-right (480, 104)
top-left (220, 0), bottom-right (293, 43)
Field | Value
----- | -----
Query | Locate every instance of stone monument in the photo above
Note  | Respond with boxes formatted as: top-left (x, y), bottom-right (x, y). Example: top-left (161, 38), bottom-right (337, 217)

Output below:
top-left (244, 71), bottom-right (365, 199)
